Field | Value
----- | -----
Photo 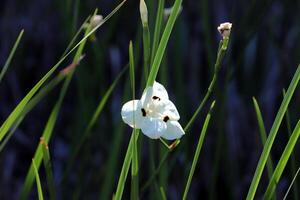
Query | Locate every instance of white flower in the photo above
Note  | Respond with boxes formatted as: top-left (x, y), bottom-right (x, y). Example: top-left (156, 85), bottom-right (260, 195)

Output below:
top-left (121, 81), bottom-right (185, 140)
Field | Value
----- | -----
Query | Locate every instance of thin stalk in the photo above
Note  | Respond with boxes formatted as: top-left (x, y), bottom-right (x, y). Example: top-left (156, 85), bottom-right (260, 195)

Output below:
top-left (182, 101), bottom-right (215, 200)
top-left (283, 166), bottom-right (300, 200)
top-left (129, 41), bottom-right (139, 200)
top-left (40, 139), bottom-right (57, 200)
top-left (0, 29), bottom-right (24, 83)
top-left (150, 0), bottom-right (165, 65)
top-left (252, 97), bottom-right (275, 180)
top-left (32, 159), bottom-right (44, 200)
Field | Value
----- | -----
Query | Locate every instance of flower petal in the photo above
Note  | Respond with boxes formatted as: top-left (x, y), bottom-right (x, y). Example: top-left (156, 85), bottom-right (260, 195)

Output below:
top-left (121, 100), bottom-right (143, 128)
top-left (140, 86), bottom-right (153, 107)
top-left (140, 117), bottom-right (167, 139)
top-left (161, 120), bottom-right (185, 140)
top-left (153, 81), bottom-right (168, 100)
top-left (159, 100), bottom-right (180, 120)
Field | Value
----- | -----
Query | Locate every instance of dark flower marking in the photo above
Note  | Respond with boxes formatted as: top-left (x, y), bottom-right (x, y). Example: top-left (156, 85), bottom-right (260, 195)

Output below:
top-left (152, 96), bottom-right (161, 101)
top-left (141, 108), bottom-right (147, 117)
top-left (163, 116), bottom-right (170, 122)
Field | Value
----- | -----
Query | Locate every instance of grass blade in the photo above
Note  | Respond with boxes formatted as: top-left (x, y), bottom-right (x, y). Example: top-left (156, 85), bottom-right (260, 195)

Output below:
top-left (283, 166), bottom-right (300, 200)
top-left (264, 120), bottom-right (300, 199)
top-left (252, 97), bottom-right (275, 180)
top-left (40, 138), bottom-right (57, 200)
top-left (115, 130), bottom-right (140, 200)
top-left (146, 0), bottom-right (182, 87)
top-left (62, 66), bottom-right (127, 181)
top-left (246, 65), bottom-right (300, 200)
top-left (32, 158), bottom-right (44, 200)
top-left (0, 29), bottom-right (24, 83)
top-left (150, 0), bottom-right (165, 65)
top-left (182, 101), bottom-right (215, 200)
top-left (283, 89), bottom-right (299, 200)
top-left (0, 0), bottom-right (126, 143)
top-left (129, 41), bottom-right (139, 199)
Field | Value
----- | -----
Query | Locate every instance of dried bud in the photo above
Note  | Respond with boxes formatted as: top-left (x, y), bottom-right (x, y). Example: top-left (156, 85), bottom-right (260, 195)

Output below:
top-left (217, 22), bottom-right (232, 38)
top-left (140, 0), bottom-right (148, 27)
top-left (90, 15), bottom-right (103, 28)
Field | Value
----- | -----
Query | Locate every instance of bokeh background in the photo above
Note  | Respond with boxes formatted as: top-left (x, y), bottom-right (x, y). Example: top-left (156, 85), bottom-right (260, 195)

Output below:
top-left (0, 0), bottom-right (300, 199)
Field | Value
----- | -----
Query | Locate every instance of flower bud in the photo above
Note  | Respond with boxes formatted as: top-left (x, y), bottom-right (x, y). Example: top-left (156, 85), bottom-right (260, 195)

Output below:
top-left (140, 0), bottom-right (148, 27)
top-left (217, 22), bottom-right (232, 38)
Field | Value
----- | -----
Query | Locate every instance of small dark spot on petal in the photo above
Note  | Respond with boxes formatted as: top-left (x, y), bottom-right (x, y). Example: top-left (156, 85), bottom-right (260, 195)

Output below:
top-left (152, 96), bottom-right (161, 101)
top-left (163, 116), bottom-right (169, 122)
top-left (141, 108), bottom-right (146, 117)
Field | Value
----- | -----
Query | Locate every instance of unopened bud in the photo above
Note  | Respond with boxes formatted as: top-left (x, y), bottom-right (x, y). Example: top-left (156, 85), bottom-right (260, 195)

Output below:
top-left (90, 15), bottom-right (103, 28)
top-left (140, 0), bottom-right (148, 27)
top-left (217, 22), bottom-right (232, 39)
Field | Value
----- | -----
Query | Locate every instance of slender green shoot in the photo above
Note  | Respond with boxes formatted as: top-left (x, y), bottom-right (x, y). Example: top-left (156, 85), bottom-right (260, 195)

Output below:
top-left (40, 138), bottom-right (57, 200)
top-left (263, 120), bottom-right (300, 199)
top-left (252, 97), bottom-right (275, 180)
top-left (246, 65), bottom-right (300, 200)
top-left (146, 0), bottom-right (182, 87)
top-left (182, 101), bottom-right (215, 200)
top-left (283, 166), bottom-right (300, 200)
top-left (160, 186), bottom-right (167, 200)
top-left (283, 89), bottom-right (299, 200)
top-left (0, 29), bottom-right (24, 83)
top-left (129, 41), bottom-right (139, 200)
top-left (32, 158), bottom-right (44, 200)
top-left (115, 130), bottom-right (140, 200)
top-left (150, 0), bottom-right (165, 65)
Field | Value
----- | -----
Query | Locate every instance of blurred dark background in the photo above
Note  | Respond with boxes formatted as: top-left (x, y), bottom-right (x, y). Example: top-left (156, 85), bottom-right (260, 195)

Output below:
top-left (0, 0), bottom-right (300, 199)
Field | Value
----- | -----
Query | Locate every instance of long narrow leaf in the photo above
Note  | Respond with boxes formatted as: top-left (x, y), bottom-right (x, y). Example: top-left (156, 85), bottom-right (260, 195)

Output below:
top-left (264, 120), bottom-right (300, 199)
top-left (0, 29), bottom-right (24, 83)
top-left (252, 97), bottom-right (275, 180)
top-left (182, 101), bottom-right (215, 200)
top-left (246, 65), bottom-right (300, 200)
top-left (32, 159), bottom-right (44, 200)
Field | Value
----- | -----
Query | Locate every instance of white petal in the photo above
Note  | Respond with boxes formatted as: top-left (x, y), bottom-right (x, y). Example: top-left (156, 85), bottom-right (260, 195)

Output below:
top-left (153, 81), bottom-right (169, 100)
top-left (140, 117), bottom-right (167, 139)
top-left (140, 86), bottom-right (153, 107)
top-left (159, 100), bottom-right (180, 120)
top-left (161, 121), bottom-right (185, 140)
top-left (121, 100), bottom-right (143, 128)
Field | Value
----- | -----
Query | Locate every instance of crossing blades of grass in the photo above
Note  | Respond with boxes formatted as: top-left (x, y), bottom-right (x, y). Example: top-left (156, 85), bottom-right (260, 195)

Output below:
top-left (246, 65), bottom-right (300, 200)
top-left (252, 97), bottom-right (275, 180)
top-left (182, 101), bottom-right (215, 200)
top-left (263, 120), bottom-right (300, 199)
top-left (20, 9), bottom-right (98, 199)
top-left (32, 158), bottom-right (44, 200)
top-left (0, 0), bottom-right (126, 144)
top-left (146, 0), bottom-right (182, 87)
top-left (283, 89), bottom-right (299, 200)
top-left (0, 29), bottom-right (24, 83)
top-left (62, 65), bottom-right (127, 182)
top-left (150, 0), bottom-right (165, 65)
top-left (40, 138), bottom-right (56, 200)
